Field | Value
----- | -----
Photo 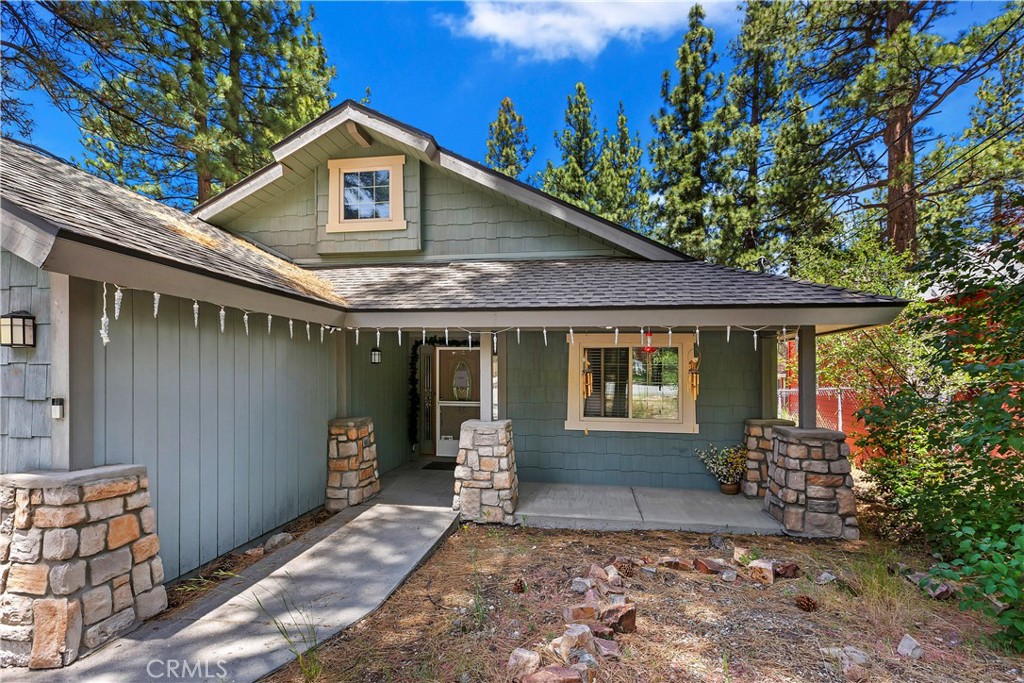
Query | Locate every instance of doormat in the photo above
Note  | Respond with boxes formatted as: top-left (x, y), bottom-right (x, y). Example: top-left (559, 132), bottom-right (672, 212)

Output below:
top-left (422, 460), bottom-right (457, 471)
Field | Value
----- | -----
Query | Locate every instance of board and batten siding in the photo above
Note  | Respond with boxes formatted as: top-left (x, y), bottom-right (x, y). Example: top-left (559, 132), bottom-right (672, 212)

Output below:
top-left (90, 287), bottom-right (337, 581)
top-left (343, 331), bottom-right (412, 473)
top-left (505, 331), bottom-right (761, 489)
top-left (0, 250), bottom-right (53, 473)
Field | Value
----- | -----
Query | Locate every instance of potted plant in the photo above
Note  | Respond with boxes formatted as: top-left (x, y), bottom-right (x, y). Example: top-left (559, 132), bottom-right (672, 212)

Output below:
top-left (696, 445), bottom-right (746, 495)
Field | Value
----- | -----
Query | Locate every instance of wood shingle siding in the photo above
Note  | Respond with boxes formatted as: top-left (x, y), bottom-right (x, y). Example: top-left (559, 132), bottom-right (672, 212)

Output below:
top-left (0, 250), bottom-right (53, 472)
top-left (88, 287), bottom-right (336, 580)
top-left (505, 331), bottom-right (760, 489)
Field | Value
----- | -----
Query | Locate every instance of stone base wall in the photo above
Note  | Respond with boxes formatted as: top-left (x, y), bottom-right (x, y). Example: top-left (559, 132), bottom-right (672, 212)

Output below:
top-left (453, 420), bottom-right (518, 525)
top-left (742, 419), bottom-right (795, 498)
top-left (0, 465), bottom-right (166, 669)
top-left (325, 417), bottom-right (380, 513)
top-left (764, 426), bottom-right (858, 539)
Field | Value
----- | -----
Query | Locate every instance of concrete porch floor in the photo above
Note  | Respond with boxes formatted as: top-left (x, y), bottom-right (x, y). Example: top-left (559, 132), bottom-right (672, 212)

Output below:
top-left (389, 459), bottom-right (781, 535)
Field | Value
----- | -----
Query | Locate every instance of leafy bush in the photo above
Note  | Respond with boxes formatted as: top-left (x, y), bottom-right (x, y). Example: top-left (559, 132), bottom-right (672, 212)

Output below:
top-left (696, 445), bottom-right (746, 485)
top-left (859, 223), bottom-right (1024, 649)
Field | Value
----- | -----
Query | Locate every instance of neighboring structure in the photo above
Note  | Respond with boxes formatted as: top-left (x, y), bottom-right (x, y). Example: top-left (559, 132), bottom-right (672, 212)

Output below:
top-left (1, 102), bottom-right (904, 668)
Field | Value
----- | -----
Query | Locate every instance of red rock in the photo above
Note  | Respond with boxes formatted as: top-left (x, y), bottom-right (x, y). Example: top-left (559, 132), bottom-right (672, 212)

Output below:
top-left (576, 621), bottom-right (614, 639)
top-left (586, 564), bottom-right (608, 582)
top-left (522, 666), bottom-right (583, 683)
top-left (599, 603), bottom-right (636, 634)
top-left (508, 648), bottom-right (541, 681)
top-left (563, 603), bottom-right (598, 622)
top-left (657, 556), bottom-right (688, 570)
top-left (774, 561), bottom-right (802, 579)
top-left (594, 637), bottom-right (621, 660)
top-left (582, 589), bottom-right (601, 605)
top-left (693, 557), bottom-right (729, 574)
top-left (748, 559), bottom-right (775, 584)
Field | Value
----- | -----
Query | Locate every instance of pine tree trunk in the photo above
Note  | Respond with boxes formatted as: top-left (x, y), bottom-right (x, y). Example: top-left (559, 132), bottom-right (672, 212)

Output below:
top-left (882, 3), bottom-right (917, 254)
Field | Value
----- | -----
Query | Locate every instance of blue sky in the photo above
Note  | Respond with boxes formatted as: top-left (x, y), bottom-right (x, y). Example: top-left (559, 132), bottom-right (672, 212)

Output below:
top-left (23, 1), bottom-right (1005, 180)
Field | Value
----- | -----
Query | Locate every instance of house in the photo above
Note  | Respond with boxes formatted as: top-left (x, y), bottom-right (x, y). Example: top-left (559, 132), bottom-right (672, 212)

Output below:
top-left (0, 102), bottom-right (905, 668)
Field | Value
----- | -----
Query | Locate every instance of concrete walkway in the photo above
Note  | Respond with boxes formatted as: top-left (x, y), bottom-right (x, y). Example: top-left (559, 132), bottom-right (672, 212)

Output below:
top-left (9, 501), bottom-right (457, 683)
top-left (515, 482), bottom-right (782, 534)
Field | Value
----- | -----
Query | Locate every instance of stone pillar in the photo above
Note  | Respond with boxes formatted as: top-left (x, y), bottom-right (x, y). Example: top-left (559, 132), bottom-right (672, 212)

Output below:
top-left (0, 465), bottom-right (166, 669)
top-left (325, 417), bottom-right (380, 513)
top-left (453, 420), bottom-right (518, 525)
top-left (764, 426), bottom-right (858, 540)
top-left (742, 419), bottom-right (795, 498)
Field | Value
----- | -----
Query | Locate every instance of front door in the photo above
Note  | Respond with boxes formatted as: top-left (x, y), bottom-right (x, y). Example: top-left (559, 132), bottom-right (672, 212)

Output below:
top-left (436, 347), bottom-right (480, 457)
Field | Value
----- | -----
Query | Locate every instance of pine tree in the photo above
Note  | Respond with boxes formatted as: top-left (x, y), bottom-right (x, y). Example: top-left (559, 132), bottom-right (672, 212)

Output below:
top-left (781, 2), bottom-right (1023, 254)
top-left (594, 103), bottom-right (653, 233)
top-left (78, 1), bottom-right (334, 207)
top-left (649, 4), bottom-right (724, 259)
top-left (484, 97), bottom-right (535, 180)
top-left (714, 0), bottom-right (785, 266)
top-left (541, 82), bottom-right (603, 214)
top-left (920, 41), bottom-right (1024, 242)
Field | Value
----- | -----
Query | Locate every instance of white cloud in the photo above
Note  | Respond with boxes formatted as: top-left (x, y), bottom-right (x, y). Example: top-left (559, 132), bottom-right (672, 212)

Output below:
top-left (444, 1), bottom-right (724, 62)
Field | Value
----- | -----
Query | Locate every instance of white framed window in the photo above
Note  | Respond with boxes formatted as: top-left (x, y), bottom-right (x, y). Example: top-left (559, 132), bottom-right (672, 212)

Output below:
top-left (565, 333), bottom-right (698, 434)
top-left (327, 155), bottom-right (406, 232)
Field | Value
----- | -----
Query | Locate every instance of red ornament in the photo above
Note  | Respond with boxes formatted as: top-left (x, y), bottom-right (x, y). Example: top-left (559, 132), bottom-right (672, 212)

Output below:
top-left (642, 331), bottom-right (656, 354)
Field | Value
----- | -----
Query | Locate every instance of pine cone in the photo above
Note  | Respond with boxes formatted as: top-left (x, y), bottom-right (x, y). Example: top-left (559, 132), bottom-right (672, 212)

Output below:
top-left (512, 577), bottom-right (526, 594)
top-left (795, 595), bottom-right (818, 612)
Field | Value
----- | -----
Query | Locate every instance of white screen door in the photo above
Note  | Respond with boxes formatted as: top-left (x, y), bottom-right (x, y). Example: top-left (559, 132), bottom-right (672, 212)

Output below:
top-left (436, 347), bottom-right (480, 457)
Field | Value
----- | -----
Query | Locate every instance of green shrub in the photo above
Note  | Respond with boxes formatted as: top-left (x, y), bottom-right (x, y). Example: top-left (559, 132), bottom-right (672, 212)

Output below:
top-left (859, 223), bottom-right (1024, 649)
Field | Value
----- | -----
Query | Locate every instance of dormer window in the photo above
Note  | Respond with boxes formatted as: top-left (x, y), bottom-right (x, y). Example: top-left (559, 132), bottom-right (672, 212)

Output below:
top-left (327, 155), bottom-right (406, 232)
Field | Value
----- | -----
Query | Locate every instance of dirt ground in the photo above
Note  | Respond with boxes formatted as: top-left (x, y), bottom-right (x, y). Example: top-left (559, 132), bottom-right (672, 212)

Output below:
top-left (263, 521), bottom-right (1022, 683)
top-left (165, 507), bottom-right (334, 616)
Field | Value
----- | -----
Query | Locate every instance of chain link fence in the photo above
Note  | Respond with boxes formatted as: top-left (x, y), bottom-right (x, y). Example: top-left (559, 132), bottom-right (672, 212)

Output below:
top-left (778, 387), bottom-right (859, 432)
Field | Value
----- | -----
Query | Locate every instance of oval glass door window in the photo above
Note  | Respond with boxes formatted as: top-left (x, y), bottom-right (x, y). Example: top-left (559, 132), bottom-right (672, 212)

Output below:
top-left (453, 361), bottom-right (472, 401)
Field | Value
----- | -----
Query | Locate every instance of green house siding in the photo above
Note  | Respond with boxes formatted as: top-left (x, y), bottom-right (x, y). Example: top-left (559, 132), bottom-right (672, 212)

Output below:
top-left (90, 287), bottom-right (337, 581)
top-left (505, 331), bottom-right (761, 489)
top-left (344, 331), bottom-right (413, 473)
top-left (223, 138), bottom-right (629, 264)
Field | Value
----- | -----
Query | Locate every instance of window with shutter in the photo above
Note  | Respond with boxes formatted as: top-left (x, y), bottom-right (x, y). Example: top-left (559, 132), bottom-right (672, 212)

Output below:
top-left (567, 333), bottom-right (697, 434)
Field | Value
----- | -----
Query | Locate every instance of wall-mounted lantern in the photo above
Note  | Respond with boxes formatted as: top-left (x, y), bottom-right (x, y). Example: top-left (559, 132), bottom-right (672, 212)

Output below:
top-left (0, 311), bottom-right (36, 348)
top-left (51, 398), bottom-right (65, 420)
top-left (370, 347), bottom-right (382, 364)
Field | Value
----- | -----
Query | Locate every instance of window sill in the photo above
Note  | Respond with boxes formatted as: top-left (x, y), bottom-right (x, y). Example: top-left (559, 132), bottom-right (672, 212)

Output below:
top-left (325, 219), bottom-right (408, 234)
top-left (564, 419), bottom-right (699, 435)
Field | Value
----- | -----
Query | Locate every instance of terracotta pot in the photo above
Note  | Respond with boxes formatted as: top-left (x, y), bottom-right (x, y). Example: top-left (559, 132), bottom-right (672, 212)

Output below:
top-left (719, 482), bottom-right (740, 495)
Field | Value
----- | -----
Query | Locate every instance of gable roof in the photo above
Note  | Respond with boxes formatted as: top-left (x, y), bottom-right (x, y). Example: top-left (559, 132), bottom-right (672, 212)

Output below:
top-left (0, 138), bottom-right (345, 309)
top-left (316, 259), bottom-right (907, 311)
top-left (191, 100), bottom-right (687, 262)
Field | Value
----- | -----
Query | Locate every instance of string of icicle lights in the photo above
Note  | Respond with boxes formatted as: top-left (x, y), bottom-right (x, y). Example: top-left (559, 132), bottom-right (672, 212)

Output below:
top-left (98, 283), bottom-right (798, 350)
top-left (96, 283), bottom-right (342, 347)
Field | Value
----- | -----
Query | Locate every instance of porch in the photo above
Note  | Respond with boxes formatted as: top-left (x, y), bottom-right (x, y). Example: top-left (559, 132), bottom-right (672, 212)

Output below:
top-left (378, 459), bottom-right (781, 535)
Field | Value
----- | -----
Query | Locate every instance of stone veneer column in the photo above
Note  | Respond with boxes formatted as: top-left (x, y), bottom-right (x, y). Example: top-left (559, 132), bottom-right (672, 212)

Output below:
top-left (325, 417), bottom-right (380, 513)
top-left (742, 419), bottom-right (795, 498)
top-left (764, 426), bottom-right (858, 539)
top-left (453, 420), bottom-right (518, 525)
top-left (0, 464), bottom-right (166, 669)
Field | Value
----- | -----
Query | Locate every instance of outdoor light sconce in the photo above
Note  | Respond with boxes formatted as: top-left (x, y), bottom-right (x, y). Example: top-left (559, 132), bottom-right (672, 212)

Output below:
top-left (0, 310), bottom-right (36, 348)
top-left (370, 347), bottom-right (382, 364)
top-left (51, 398), bottom-right (65, 420)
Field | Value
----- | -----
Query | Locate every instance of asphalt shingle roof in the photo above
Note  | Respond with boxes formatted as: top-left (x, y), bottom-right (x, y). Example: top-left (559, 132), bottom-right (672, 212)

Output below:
top-left (1, 138), bottom-right (343, 307)
top-left (317, 259), bottom-right (905, 311)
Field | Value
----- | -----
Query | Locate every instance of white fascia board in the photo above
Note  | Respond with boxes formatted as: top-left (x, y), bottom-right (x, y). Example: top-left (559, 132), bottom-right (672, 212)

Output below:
top-left (0, 200), bottom-right (58, 267)
top-left (43, 238), bottom-right (347, 327)
top-left (342, 305), bottom-right (902, 334)
top-left (272, 106), bottom-right (437, 162)
top-left (436, 152), bottom-right (680, 261)
top-left (192, 162), bottom-right (287, 221)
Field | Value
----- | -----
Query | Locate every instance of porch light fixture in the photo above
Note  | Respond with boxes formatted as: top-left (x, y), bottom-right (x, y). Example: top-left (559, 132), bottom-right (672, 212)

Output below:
top-left (370, 347), bottom-right (382, 364)
top-left (0, 311), bottom-right (36, 348)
